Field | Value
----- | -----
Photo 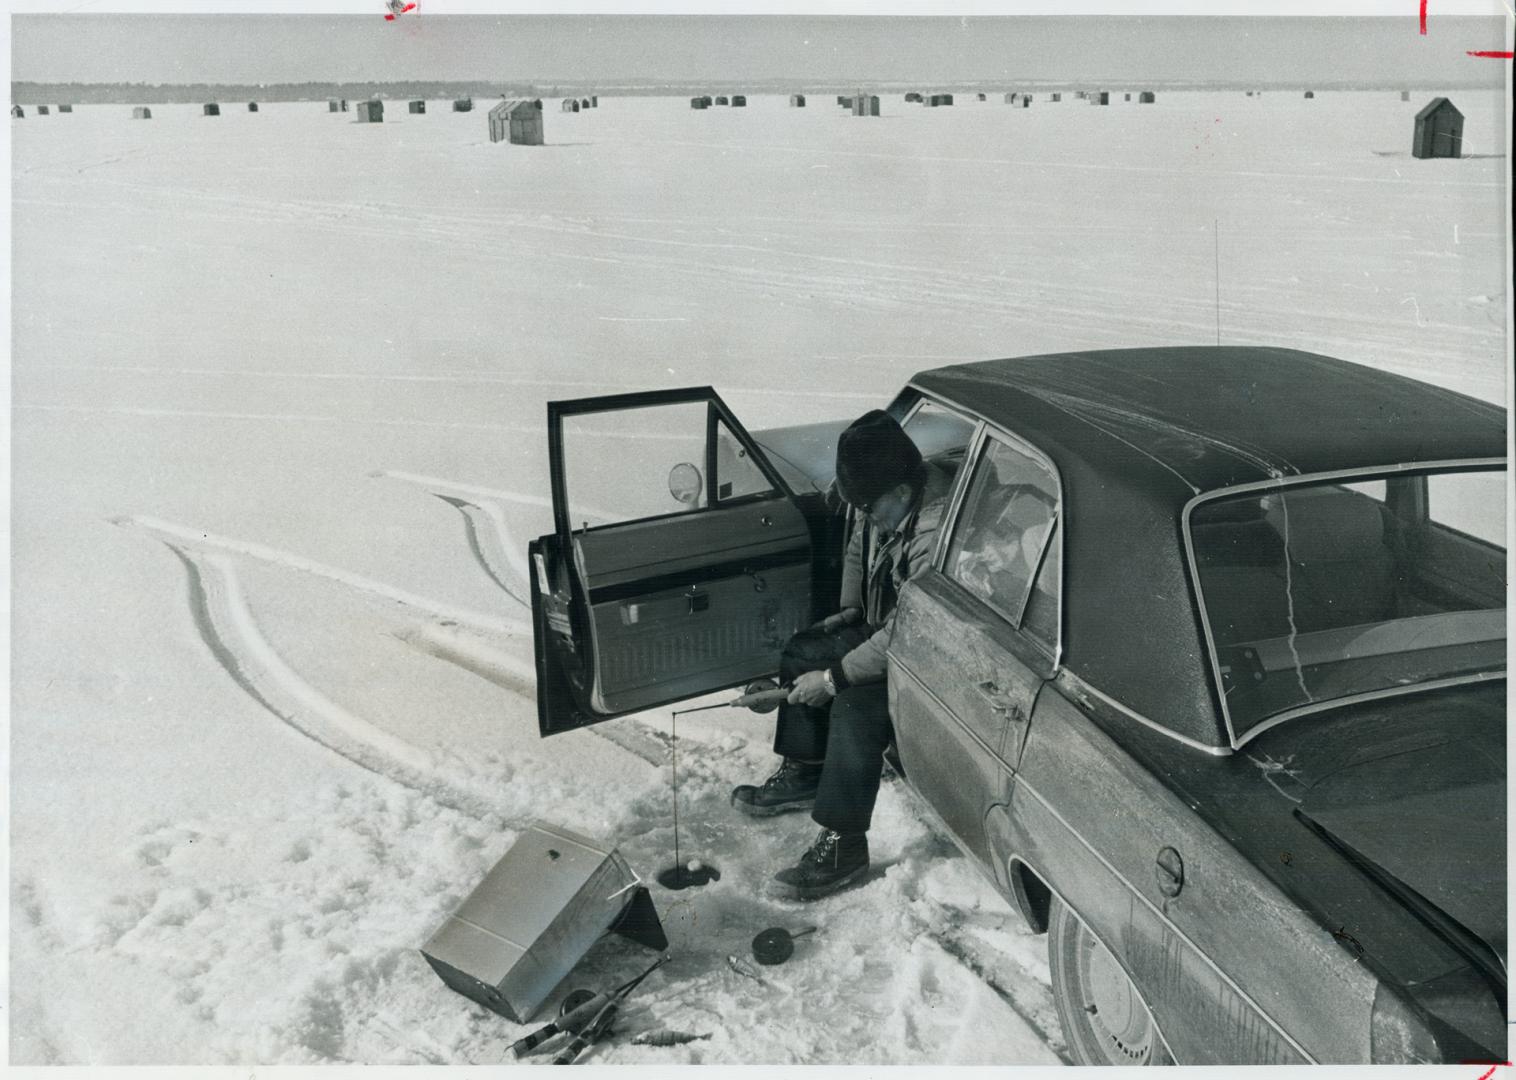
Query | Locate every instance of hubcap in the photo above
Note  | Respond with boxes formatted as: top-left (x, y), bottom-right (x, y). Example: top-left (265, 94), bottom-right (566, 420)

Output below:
top-left (1078, 931), bottom-right (1158, 1063)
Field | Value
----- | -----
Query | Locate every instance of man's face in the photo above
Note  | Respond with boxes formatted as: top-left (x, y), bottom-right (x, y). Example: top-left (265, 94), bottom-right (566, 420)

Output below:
top-left (860, 483), bottom-right (914, 533)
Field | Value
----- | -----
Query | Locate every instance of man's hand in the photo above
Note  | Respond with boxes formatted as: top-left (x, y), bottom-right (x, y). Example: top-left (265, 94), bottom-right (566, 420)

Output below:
top-left (810, 607), bottom-right (862, 634)
top-left (788, 669), bottom-right (835, 707)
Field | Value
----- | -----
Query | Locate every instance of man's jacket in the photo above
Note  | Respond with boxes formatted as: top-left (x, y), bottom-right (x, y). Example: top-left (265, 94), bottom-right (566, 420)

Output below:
top-left (835, 461), bottom-right (956, 685)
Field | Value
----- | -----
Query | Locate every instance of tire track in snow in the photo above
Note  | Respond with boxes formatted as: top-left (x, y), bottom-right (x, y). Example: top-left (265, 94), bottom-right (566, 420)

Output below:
top-left (431, 494), bottom-right (529, 607)
top-left (397, 620), bottom-right (669, 768)
top-left (118, 514), bottom-right (528, 637)
top-left (168, 546), bottom-right (504, 820)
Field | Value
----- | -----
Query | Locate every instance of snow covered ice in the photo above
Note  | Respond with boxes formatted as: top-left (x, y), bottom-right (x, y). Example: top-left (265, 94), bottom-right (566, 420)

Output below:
top-left (8, 90), bottom-right (1509, 1065)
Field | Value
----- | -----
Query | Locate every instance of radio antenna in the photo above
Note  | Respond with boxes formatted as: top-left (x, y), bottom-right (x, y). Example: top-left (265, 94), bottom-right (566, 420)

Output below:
top-left (1213, 218), bottom-right (1222, 346)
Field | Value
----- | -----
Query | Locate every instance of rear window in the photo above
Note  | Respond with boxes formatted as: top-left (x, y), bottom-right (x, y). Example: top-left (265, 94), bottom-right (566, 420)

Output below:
top-left (1188, 468), bottom-right (1506, 739)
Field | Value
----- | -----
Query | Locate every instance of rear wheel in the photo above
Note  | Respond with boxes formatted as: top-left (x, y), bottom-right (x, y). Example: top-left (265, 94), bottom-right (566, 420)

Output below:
top-left (1048, 895), bottom-right (1173, 1065)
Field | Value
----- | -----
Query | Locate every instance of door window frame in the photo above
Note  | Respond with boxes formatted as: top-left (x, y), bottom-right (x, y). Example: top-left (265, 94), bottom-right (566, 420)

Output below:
top-left (547, 386), bottom-right (796, 543)
top-left (933, 423), bottom-right (1066, 667)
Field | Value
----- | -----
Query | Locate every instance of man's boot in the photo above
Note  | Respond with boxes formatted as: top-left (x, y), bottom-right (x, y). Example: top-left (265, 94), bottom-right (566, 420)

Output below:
top-left (773, 827), bottom-right (869, 899)
top-left (730, 758), bottom-right (823, 816)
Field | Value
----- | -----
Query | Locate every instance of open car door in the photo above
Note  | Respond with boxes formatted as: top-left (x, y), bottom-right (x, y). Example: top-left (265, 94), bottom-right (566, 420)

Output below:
top-left (531, 388), bottom-right (816, 736)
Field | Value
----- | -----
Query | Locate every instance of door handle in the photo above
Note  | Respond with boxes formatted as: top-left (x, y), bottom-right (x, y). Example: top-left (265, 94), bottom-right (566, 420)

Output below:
top-left (687, 590), bottom-right (710, 614)
top-left (976, 681), bottom-right (1026, 724)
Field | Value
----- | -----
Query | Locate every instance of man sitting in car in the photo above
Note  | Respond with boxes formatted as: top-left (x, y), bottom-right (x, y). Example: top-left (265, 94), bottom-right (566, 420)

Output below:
top-left (731, 409), bottom-right (956, 898)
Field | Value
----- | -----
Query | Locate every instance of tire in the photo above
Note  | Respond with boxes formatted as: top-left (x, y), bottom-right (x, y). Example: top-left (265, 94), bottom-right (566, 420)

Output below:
top-left (1048, 894), bottom-right (1174, 1065)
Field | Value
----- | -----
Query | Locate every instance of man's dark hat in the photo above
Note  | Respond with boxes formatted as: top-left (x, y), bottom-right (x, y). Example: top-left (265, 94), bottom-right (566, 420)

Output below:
top-left (834, 410), bottom-right (922, 508)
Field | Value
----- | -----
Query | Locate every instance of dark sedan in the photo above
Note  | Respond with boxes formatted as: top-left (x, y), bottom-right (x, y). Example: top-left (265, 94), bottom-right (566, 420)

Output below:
top-left (528, 346), bottom-right (1506, 1065)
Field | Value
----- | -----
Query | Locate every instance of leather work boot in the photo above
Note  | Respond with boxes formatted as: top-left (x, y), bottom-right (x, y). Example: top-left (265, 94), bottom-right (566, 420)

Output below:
top-left (730, 758), bottom-right (823, 816)
top-left (774, 828), bottom-right (870, 900)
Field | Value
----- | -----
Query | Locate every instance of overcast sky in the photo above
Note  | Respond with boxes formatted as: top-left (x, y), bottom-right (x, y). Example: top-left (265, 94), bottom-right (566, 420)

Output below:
top-left (8, 11), bottom-right (1511, 85)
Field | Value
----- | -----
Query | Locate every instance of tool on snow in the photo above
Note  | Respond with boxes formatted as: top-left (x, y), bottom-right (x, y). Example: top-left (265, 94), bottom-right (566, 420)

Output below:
top-left (751, 925), bottom-right (818, 965)
top-left (511, 955), bottom-right (669, 1059)
top-left (548, 954), bottom-right (670, 1065)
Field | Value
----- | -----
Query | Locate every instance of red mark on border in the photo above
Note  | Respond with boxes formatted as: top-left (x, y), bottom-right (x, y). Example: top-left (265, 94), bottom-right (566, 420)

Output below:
top-left (1419, 0), bottom-right (1427, 34)
top-left (384, 1), bottom-right (417, 19)
top-left (1466, 50), bottom-right (1515, 58)
top-left (1461, 1060), bottom-right (1512, 1080)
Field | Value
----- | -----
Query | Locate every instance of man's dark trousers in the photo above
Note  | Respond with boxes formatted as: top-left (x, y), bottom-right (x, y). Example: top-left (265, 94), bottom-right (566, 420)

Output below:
top-left (771, 624), bottom-right (895, 836)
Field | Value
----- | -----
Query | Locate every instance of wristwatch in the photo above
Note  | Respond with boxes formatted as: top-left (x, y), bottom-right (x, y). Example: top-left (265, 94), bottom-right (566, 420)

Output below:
top-left (822, 668), bottom-right (838, 695)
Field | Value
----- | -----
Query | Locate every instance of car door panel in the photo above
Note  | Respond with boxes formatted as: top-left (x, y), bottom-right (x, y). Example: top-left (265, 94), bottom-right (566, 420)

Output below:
top-left (889, 570), bottom-right (1045, 863)
top-left (533, 387), bottom-right (817, 735)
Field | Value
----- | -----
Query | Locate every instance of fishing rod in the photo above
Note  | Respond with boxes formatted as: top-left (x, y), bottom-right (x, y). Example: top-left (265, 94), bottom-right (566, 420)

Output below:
top-left (509, 954), bottom-right (670, 1059)
top-left (551, 954), bottom-right (671, 1065)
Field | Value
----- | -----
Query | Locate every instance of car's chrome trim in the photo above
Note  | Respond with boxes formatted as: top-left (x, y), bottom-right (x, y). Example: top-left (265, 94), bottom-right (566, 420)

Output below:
top-left (1011, 777), bottom-right (1317, 1064)
top-left (914, 390), bottom-right (1067, 669)
top-left (1179, 458), bottom-right (1507, 749)
top-left (1233, 671), bottom-right (1506, 750)
top-left (1058, 671), bottom-right (1232, 757)
top-left (1006, 854), bottom-right (1181, 1065)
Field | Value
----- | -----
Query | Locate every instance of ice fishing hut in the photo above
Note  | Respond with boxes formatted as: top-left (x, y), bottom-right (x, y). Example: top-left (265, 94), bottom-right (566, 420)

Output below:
top-left (1401, 90), bottom-right (1411, 102)
top-left (1050, 92), bottom-right (1062, 102)
top-left (580, 98), bottom-right (590, 109)
top-left (731, 95), bottom-right (747, 106)
top-left (977, 92), bottom-right (987, 101)
top-left (1304, 90), bottom-right (1315, 99)
top-left (928, 93), bottom-right (954, 106)
top-left (690, 96), bottom-right (708, 109)
top-left (562, 99), bottom-right (579, 112)
top-left (132, 106), bottom-right (152, 119)
top-left (1124, 92), bottom-right (1132, 101)
top-left (328, 98), bottom-right (341, 112)
top-left (714, 95), bottom-right (729, 106)
top-left (1139, 91), bottom-right (1156, 104)
top-left (58, 104), bottom-right (73, 113)
top-left (11, 106), bottom-right (22, 119)
top-left (1412, 97), bottom-right (1463, 159)
top-left (852, 94), bottom-right (880, 116)
top-left (409, 100), bottom-right (426, 114)
top-left (1019, 96), bottom-right (1031, 108)
top-left (489, 99), bottom-right (543, 145)
top-left (453, 98), bottom-right (473, 112)
top-left (905, 92), bottom-right (922, 103)
top-left (591, 96), bottom-right (598, 107)
top-left (356, 99), bottom-right (384, 122)
top-left (37, 105), bottom-right (50, 115)
top-left (836, 95), bottom-right (849, 106)
top-left (1091, 91), bottom-right (1109, 105)
top-left (790, 94), bottom-right (806, 106)
top-left (341, 99), bottom-right (350, 111)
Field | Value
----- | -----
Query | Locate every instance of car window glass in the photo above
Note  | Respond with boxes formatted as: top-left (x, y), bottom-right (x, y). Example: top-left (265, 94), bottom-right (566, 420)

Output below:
top-left (715, 418), bottom-right (774, 503)
top-left (562, 402), bottom-right (706, 527)
top-left (1021, 520), bottom-right (1060, 651)
top-left (945, 438), bottom-right (1060, 633)
top-left (1429, 471), bottom-right (1505, 546)
top-left (902, 400), bottom-right (977, 465)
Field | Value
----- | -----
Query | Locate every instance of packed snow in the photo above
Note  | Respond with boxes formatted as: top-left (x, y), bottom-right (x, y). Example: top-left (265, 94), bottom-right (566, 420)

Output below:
top-left (8, 89), bottom-right (1508, 1066)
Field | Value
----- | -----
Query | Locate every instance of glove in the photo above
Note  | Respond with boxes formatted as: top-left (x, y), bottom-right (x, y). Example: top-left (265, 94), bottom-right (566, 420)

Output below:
top-left (810, 607), bottom-right (862, 634)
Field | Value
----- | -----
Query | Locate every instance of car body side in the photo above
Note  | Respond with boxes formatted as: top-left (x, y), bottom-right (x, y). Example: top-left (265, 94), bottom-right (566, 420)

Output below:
top-left (747, 352), bottom-right (1506, 1064)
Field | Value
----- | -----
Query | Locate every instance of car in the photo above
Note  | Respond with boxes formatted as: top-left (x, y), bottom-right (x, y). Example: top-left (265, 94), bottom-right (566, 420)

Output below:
top-left (527, 346), bottom-right (1507, 1065)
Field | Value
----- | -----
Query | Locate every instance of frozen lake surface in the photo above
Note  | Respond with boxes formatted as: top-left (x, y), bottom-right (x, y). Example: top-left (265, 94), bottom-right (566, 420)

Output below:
top-left (8, 90), bottom-right (1508, 1065)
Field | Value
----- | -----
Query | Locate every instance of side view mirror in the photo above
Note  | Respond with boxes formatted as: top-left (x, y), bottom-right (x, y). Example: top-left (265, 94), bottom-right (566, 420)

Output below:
top-left (669, 462), bottom-right (703, 505)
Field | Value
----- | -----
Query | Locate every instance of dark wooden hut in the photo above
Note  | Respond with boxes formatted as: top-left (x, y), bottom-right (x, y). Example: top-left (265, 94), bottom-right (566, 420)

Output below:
top-left (790, 94), bottom-right (806, 107)
top-left (1091, 91), bottom-right (1109, 105)
top-left (356, 100), bottom-right (384, 123)
top-left (1401, 91), bottom-right (1411, 102)
top-left (731, 95), bottom-right (747, 106)
top-left (490, 98), bottom-right (543, 145)
top-left (58, 104), bottom-right (73, 113)
top-left (248, 102), bottom-right (259, 112)
top-left (1138, 91), bottom-right (1155, 103)
top-left (202, 103), bottom-right (219, 116)
top-left (977, 92), bottom-right (987, 101)
top-left (1019, 96), bottom-right (1031, 109)
top-left (580, 98), bottom-right (590, 108)
top-left (11, 105), bottom-right (22, 118)
top-left (690, 96), bottom-right (709, 109)
top-left (928, 93), bottom-right (954, 107)
top-left (591, 96), bottom-right (598, 107)
top-left (132, 106), bottom-right (152, 119)
top-left (905, 92), bottom-right (922, 103)
top-left (715, 95), bottom-right (729, 106)
top-left (1412, 97), bottom-right (1463, 159)
top-left (837, 95), bottom-right (849, 106)
top-left (453, 98), bottom-right (473, 112)
top-left (409, 100), bottom-right (425, 114)
top-left (37, 105), bottom-right (50, 115)
top-left (1050, 93), bottom-right (1061, 102)
top-left (1304, 91), bottom-right (1315, 99)
top-left (852, 94), bottom-right (880, 116)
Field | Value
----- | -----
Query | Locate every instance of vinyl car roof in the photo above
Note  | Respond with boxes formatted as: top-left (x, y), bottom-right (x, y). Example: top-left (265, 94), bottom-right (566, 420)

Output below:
top-left (909, 347), bottom-right (1506, 751)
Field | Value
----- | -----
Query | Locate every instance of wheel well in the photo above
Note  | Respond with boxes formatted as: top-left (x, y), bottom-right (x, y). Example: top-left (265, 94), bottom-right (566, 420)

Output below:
top-left (1009, 859), bottom-right (1052, 934)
